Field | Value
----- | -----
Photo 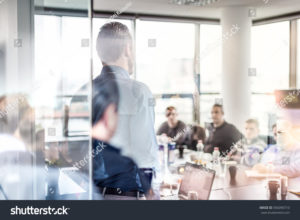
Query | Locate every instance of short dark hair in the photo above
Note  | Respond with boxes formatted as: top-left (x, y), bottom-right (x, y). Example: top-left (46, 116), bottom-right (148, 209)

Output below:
top-left (96, 22), bottom-right (132, 64)
top-left (165, 106), bottom-right (176, 117)
top-left (92, 71), bottom-right (119, 126)
top-left (212, 104), bottom-right (224, 113)
top-left (245, 118), bottom-right (259, 128)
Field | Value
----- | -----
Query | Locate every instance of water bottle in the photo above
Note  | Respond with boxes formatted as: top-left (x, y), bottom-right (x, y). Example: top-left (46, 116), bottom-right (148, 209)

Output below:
top-left (212, 147), bottom-right (221, 176)
top-left (196, 140), bottom-right (204, 152)
top-left (168, 142), bottom-right (176, 165)
top-left (159, 144), bottom-right (164, 168)
top-left (196, 140), bottom-right (204, 164)
top-left (212, 147), bottom-right (220, 163)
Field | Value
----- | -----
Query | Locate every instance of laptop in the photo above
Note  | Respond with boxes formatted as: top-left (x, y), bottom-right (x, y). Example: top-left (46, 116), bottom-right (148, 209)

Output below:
top-left (164, 163), bottom-right (216, 200)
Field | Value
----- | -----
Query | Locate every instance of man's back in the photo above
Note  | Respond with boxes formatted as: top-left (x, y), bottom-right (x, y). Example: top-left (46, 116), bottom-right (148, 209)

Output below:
top-left (95, 66), bottom-right (159, 170)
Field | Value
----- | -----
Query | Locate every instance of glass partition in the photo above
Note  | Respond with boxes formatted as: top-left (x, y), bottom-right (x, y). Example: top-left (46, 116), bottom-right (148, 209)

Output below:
top-left (0, 0), bottom-right (93, 200)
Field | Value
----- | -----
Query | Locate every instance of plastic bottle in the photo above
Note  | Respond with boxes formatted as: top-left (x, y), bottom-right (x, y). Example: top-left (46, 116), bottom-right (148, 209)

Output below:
top-left (168, 142), bottom-right (176, 165)
top-left (196, 140), bottom-right (204, 152)
top-left (196, 140), bottom-right (204, 164)
top-left (212, 147), bottom-right (221, 176)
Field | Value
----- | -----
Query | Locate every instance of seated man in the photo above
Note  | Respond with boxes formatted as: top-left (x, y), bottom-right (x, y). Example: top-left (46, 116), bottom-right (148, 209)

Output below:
top-left (229, 119), bottom-right (267, 166)
top-left (253, 120), bottom-right (300, 178)
top-left (204, 104), bottom-right (242, 156)
top-left (157, 106), bottom-right (187, 145)
top-left (92, 73), bottom-right (151, 200)
top-left (267, 123), bottom-right (277, 145)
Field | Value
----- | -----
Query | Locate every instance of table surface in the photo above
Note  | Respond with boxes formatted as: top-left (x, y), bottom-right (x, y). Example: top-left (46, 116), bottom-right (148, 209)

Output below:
top-left (161, 150), bottom-right (300, 200)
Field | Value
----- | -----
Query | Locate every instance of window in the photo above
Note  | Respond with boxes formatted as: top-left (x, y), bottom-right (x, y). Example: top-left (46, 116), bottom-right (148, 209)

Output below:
top-left (251, 21), bottom-right (290, 134)
top-left (297, 19), bottom-right (300, 89)
top-left (199, 24), bottom-right (222, 125)
top-left (35, 15), bottom-right (91, 135)
top-left (251, 21), bottom-right (290, 93)
top-left (199, 24), bottom-right (222, 93)
top-left (136, 20), bottom-right (195, 94)
top-left (136, 20), bottom-right (196, 127)
top-left (34, 12), bottom-right (92, 199)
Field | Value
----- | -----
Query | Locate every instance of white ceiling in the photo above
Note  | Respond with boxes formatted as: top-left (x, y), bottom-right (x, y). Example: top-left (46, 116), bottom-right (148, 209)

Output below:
top-left (36, 0), bottom-right (300, 20)
top-left (94, 0), bottom-right (300, 20)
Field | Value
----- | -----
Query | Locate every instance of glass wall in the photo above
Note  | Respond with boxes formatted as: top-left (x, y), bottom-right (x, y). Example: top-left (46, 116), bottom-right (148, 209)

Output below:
top-left (297, 19), bottom-right (300, 89)
top-left (0, 0), bottom-right (93, 200)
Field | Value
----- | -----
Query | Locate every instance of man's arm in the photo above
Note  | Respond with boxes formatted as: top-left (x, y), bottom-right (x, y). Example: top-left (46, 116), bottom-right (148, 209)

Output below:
top-left (157, 122), bottom-right (166, 136)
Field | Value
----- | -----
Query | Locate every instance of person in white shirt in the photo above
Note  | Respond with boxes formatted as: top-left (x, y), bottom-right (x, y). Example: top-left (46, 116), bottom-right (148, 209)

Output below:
top-left (253, 120), bottom-right (300, 178)
top-left (95, 22), bottom-right (160, 196)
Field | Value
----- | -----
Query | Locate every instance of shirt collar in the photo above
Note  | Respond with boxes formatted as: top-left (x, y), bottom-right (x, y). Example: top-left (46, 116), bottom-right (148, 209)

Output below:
top-left (213, 121), bottom-right (227, 130)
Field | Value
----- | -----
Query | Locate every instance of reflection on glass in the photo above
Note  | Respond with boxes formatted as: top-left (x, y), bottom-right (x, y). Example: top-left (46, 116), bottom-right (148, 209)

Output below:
top-left (0, 0), bottom-right (93, 200)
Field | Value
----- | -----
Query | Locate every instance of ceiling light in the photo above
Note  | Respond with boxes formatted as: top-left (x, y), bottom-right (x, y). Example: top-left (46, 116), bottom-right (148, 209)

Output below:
top-left (169, 0), bottom-right (219, 7)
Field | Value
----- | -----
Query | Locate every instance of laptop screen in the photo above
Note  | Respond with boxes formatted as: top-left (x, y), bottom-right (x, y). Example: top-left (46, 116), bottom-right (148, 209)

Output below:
top-left (179, 163), bottom-right (215, 200)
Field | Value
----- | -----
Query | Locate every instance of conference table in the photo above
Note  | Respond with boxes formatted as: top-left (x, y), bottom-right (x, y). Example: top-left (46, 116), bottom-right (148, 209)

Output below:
top-left (160, 149), bottom-right (300, 200)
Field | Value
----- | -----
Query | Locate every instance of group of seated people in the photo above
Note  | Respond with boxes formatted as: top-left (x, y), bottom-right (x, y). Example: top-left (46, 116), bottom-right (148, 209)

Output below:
top-left (156, 104), bottom-right (300, 179)
top-left (157, 104), bottom-right (268, 155)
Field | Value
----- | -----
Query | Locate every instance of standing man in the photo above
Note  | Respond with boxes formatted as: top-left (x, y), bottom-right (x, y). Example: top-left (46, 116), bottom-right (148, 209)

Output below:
top-left (95, 22), bottom-right (160, 194)
top-left (157, 106), bottom-right (187, 145)
top-left (204, 104), bottom-right (242, 156)
top-left (92, 76), bottom-right (151, 200)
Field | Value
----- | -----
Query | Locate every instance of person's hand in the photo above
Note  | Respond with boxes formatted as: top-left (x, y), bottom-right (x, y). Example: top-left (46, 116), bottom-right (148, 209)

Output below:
top-left (159, 134), bottom-right (171, 144)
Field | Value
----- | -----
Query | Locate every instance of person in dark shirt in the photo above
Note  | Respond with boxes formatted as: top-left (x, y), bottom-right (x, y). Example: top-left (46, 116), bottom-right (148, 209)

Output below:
top-left (91, 69), bottom-right (150, 200)
top-left (157, 106), bottom-right (187, 145)
top-left (204, 104), bottom-right (242, 156)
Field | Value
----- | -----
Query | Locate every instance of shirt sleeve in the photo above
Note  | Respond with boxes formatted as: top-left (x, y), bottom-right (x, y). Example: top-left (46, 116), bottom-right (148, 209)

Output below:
top-left (157, 122), bottom-right (166, 135)
top-left (174, 121), bottom-right (187, 145)
top-left (231, 125), bottom-right (243, 143)
top-left (273, 151), bottom-right (300, 178)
